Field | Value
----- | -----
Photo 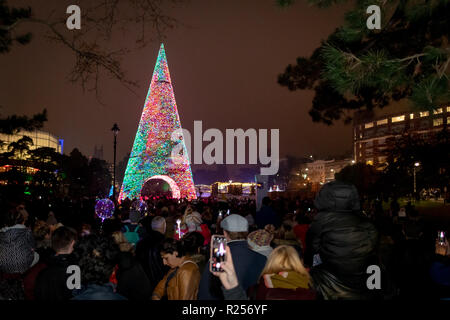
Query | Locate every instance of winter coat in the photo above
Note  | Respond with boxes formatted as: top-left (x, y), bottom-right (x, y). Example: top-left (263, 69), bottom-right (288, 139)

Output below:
top-left (72, 283), bottom-right (127, 300)
top-left (306, 181), bottom-right (378, 299)
top-left (115, 251), bottom-right (152, 300)
top-left (34, 254), bottom-right (75, 301)
top-left (307, 181), bottom-right (378, 277)
top-left (135, 230), bottom-right (167, 292)
top-left (222, 285), bottom-right (248, 300)
top-left (0, 225), bottom-right (36, 274)
top-left (251, 271), bottom-right (316, 300)
top-left (152, 258), bottom-right (200, 300)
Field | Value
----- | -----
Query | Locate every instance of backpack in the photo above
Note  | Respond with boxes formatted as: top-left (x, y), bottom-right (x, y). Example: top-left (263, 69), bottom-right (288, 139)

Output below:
top-left (123, 225), bottom-right (140, 246)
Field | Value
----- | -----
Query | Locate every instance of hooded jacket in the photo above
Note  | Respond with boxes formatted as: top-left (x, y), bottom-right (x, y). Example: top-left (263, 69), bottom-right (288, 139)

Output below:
top-left (0, 225), bottom-right (35, 274)
top-left (306, 181), bottom-right (378, 297)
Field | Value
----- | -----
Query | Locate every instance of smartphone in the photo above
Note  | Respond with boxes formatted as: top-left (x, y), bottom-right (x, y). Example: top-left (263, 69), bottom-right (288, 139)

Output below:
top-left (210, 235), bottom-right (227, 272)
top-left (438, 231), bottom-right (446, 245)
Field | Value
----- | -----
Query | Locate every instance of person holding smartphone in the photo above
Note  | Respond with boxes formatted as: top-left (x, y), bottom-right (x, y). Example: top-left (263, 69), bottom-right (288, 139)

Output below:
top-left (198, 214), bottom-right (266, 300)
top-left (152, 237), bottom-right (201, 300)
top-left (212, 245), bottom-right (247, 300)
top-left (429, 230), bottom-right (450, 299)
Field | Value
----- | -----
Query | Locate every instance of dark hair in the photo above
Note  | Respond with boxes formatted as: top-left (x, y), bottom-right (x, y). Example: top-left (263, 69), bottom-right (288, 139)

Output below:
top-left (72, 234), bottom-right (120, 285)
top-left (52, 226), bottom-right (77, 252)
top-left (226, 231), bottom-right (248, 240)
top-left (1, 207), bottom-right (24, 227)
top-left (33, 221), bottom-right (50, 242)
top-left (160, 234), bottom-right (202, 257)
top-left (262, 197), bottom-right (271, 206)
top-left (183, 232), bottom-right (205, 253)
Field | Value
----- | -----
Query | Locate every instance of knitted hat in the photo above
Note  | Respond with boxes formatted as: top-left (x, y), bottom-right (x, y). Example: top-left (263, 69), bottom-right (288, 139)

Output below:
top-left (185, 212), bottom-right (202, 232)
top-left (248, 229), bottom-right (274, 248)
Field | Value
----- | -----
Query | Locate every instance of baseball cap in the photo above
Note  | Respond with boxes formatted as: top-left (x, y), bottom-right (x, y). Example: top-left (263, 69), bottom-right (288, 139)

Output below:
top-left (220, 214), bottom-right (248, 232)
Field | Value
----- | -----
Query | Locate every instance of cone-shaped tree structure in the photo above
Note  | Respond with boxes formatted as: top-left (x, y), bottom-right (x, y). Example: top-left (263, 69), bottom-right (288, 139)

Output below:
top-left (118, 44), bottom-right (196, 201)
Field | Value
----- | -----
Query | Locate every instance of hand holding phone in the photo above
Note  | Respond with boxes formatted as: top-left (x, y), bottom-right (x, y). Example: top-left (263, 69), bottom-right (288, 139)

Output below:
top-left (211, 245), bottom-right (238, 290)
top-left (438, 231), bottom-right (446, 245)
top-left (436, 231), bottom-right (448, 256)
top-left (210, 235), bottom-right (227, 272)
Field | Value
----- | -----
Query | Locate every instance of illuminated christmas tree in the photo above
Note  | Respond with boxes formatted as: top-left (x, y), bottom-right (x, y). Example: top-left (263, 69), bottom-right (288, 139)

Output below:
top-left (118, 44), bottom-right (196, 201)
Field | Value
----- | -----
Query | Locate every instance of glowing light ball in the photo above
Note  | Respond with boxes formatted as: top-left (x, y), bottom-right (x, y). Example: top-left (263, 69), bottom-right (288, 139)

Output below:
top-left (131, 199), bottom-right (148, 216)
top-left (95, 199), bottom-right (115, 222)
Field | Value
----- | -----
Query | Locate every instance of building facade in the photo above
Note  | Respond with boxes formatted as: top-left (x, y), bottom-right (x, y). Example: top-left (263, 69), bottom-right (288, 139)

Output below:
top-left (353, 106), bottom-right (450, 167)
top-left (0, 130), bottom-right (63, 158)
top-left (289, 158), bottom-right (353, 192)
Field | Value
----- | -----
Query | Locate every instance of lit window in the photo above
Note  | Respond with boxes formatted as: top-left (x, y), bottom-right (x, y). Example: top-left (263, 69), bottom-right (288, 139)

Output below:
top-left (447, 107), bottom-right (450, 113)
top-left (433, 108), bottom-right (443, 115)
top-left (410, 113), bottom-right (414, 119)
top-left (377, 119), bottom-right (388, 126)
top-left (420, 111), bottom-right (429, 117)
top-left (433, 118), bottom-right (443, 126)
top-left (366, 159), bottom-right (373, 165)
top-left (392, 115), bottom-right (405, 123)
top-left (364, 122), bottom-right (374, 129)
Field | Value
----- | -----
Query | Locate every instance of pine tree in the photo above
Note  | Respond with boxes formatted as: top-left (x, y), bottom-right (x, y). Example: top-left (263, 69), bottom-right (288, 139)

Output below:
top-left (278, 0), bottom-right (450, 125)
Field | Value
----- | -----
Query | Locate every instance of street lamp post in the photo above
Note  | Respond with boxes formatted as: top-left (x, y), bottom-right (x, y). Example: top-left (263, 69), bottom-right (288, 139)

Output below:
top-left (111, 123), bottom-right (120, 200)
top-left (413, 162), bottom-right (420, 196)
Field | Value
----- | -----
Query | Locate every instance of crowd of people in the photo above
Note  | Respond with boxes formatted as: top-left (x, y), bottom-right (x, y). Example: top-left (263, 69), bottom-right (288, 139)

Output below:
top-left (0, 180), bottom-right (449, 300)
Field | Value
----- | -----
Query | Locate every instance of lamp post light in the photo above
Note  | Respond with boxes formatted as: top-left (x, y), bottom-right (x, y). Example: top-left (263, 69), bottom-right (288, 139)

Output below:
top-left (413, 162), bottom-right (420, 196)
top-left (111, 123), bottom-right (120, 200)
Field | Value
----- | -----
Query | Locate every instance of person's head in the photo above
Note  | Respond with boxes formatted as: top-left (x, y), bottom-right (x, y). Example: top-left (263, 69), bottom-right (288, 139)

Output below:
top-left (33, 220), bottom-right (51, 246)
top-left (261, 245), bottom-right (309, 279)
top-left (151, 216), bottom-right (167, 234)
top-left (112, 231), bottom-right (134, 252)
top-left (1, 206), bottom-right (25, 227)
top-left (182, 231), bottom-right (205, 255)
top-left (129, 210), bottom-right (141, 224)
top-left (160, 238), bottom-right (195, 268)
top-left (52, 226), bottom-right (77, 255)
top-left (220, 214), bottom-right (249, 241)
top-left (16, 203), bottom-right (29, 224)
top-left (72, 234), bottom-right (120, 285)
top-left (248, 229), bottom-right (274, 250)
top-left (314, 181), bottom-right (360, 213)
top-left (185, 212), bottom-right (202, 232)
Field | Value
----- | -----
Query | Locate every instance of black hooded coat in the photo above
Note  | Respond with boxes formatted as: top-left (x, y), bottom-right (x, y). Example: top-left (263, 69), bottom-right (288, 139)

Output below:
top-left (306, 181), bottom-right (379, 299)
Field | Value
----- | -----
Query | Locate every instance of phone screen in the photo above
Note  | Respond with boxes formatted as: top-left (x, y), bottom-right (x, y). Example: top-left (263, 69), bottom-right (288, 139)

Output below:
top-left (438, 231), bottom-right (446, 244)
top-left (210, 235), bottom-right (227, 272)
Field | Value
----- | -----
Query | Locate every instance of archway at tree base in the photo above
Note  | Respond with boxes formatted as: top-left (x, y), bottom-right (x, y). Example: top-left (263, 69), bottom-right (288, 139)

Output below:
top-left (140, 175), bottom-right (181, 200)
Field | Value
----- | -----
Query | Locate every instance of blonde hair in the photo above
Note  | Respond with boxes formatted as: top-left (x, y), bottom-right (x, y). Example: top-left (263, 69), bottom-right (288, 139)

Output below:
top-left (260, 245), bottom-right (310, 280)
top-left (112, 231), bottom-right (134, 253)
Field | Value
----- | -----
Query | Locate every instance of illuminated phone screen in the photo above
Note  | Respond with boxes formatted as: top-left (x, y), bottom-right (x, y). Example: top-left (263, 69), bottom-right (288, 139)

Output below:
top-left (210, 236), bottom-right (227, 272)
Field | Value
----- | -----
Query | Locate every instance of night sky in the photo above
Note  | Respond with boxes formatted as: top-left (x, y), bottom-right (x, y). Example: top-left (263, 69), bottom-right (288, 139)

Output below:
top-left (1, 0), bottom-right (353, 169)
